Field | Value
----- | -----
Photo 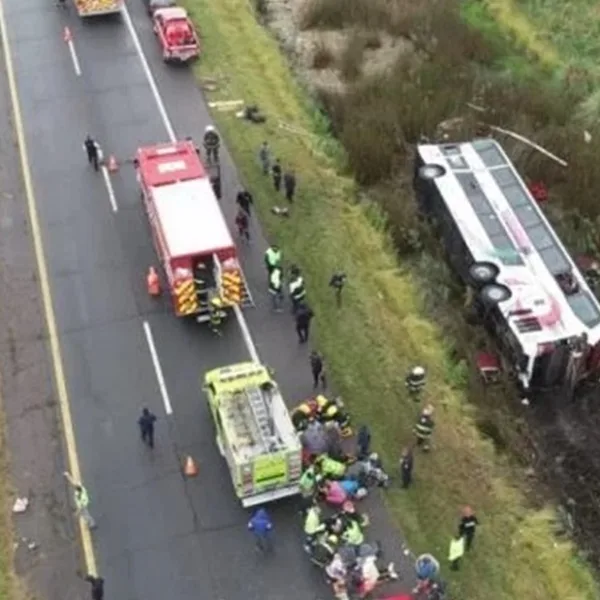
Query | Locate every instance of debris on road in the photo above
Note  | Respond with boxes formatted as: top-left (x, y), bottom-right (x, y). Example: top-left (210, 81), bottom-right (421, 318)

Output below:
top-left (12, 497), bottom-right (29, 513)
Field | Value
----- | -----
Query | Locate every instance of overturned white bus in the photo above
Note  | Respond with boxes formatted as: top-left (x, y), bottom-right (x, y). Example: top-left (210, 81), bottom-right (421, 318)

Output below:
top-left (414, 138), bottom-right (600, 397)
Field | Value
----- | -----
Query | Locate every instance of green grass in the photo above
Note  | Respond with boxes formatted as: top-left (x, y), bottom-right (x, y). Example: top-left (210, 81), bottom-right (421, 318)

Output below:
top-left (181, 0), bottom-right (599, 598)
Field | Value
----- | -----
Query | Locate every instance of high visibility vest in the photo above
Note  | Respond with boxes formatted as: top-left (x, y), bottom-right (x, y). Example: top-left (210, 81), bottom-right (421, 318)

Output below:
top-left (265, 248), bottom-right (281, 268)
top-left (414, 416), bottom-right (434, 439)
top-left (343, 521), bottom-right (364, 545)
top-left (75, 487), bottom-right (90, 509)
top-left (304, 509), bottom-right (323, 535)
top-left (300, 468), bottom-right (315, 494)
top-left (269, 269), bottom-right (282, 293)
top-left (449, 537), bottom-right (465, 561)
top-left (289, 277), bottom-right (306, 301)
top-left (316, 395), bottom-right (329, 411)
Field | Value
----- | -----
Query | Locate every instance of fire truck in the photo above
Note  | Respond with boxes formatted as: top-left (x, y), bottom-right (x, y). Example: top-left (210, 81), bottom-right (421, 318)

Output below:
top-left (74, 0), bottom-right (123, 17)
top-left (135, 140), bottom-right (253, 321)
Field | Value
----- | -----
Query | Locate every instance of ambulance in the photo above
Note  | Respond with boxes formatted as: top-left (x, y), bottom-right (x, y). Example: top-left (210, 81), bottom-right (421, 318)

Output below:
top-left (203, 362), bottom-right (303, 507)
top-left (135, 140), bottom-right (252, 321)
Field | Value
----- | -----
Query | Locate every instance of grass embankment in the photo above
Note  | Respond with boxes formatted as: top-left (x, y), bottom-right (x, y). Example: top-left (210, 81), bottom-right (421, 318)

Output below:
top-left (181, 0), bottom-right (598, 598)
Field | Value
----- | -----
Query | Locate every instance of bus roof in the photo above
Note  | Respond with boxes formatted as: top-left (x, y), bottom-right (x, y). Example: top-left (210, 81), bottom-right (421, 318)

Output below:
top-left (137, 141), bottom-right (206, 188)
top-left (152, 177), bottom-right (233, 258)
top-left (417, 139), bottom-right (600, 347)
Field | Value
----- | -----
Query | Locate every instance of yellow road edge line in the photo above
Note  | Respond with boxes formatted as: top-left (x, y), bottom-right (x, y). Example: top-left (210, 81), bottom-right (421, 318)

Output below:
top-left (0, 0), bottom-right (97, 575)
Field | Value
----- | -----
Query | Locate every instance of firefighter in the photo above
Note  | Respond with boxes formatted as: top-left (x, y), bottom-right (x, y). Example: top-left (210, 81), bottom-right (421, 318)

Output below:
top-left (341, 517), bottom-right (365, 547)
top-left (406, 365), bottom-right (426, 401)
top-left (203, 125), bottom-right (220, 164)
top-left (291, 398), bottom-right (317, 431)
top-left (318, 396), bottom-right (351, 435)
top-left (209, 297), bottom-right (225, 335)
top-left (289, 268), bottom-right (307, 312)
top-left (303, 504), bottom-right (326, 550)
top-left (264, 245), bottom-right (282, 277)
top-left (414, 404), bottom-right (435, 451)
top-left (272, 158), bottom-right (282, 191)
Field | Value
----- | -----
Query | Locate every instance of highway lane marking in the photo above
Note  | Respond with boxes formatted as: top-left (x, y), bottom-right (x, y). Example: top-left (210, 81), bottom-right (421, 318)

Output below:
top-left (142, 320), bottom-right (173, 415)
top-left (122, 4), bottom-right (261, 364)
top-left (97, 147), bottom-right (119, 212)
top-left (121, 5), bottom-right (176, 143)
top-left (63, 26), bottom-right (82, 77)
top-left (0, 0), bottom-right (97, 575)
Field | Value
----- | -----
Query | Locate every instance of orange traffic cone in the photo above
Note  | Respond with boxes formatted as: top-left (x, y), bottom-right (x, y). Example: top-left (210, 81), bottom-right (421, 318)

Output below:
top-left (184, 455), bottom-right (199, 477)
top-left (107, 155), bottom-right (118, 173)
top-left (147, 266), bottom-right (161, 297)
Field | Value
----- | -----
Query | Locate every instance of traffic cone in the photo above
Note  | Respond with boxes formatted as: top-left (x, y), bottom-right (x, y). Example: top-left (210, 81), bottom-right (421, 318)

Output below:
top-left (147, 266), bottom-right (161, 296)
top-left (107, 155), bottom-right (118, 173)
top-left (63, 27), bottom-right (72, 43)
top-left (183, 455), bottom-right (199, 477)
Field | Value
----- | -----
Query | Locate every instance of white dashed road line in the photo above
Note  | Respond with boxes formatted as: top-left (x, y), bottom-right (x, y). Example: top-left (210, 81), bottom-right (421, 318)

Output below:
top-left (143, 320), bottom-right (173, 415)
top-left (63, 26), bottom-right (82, 77)
top-left (97, 147), bottom-right (118, 212)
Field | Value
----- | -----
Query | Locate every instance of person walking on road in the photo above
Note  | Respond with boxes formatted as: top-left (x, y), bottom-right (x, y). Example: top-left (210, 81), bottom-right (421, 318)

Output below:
top-left (310, 350), bottom-right (326, 390)
top-left (264, 244), bottom-right (282, 278)
top-left (295, 302), bottom-right (314, 344)
top-left (83, 574), bottom-right (104, 600)
top-left (235, 208), bottom-right (250, 243)
top-left (203, 125), bottom-right (220, 164)
top-left (272, 158), bottom-right (282, 192)
top-left (84, 135), bottom-right (99, 172)
top-left (65, 473), bottom-right (97, 530)
top-left (399, 446), bottom-right (414, 488)
top-left (268, 267), bottom-right (284, 311)
top-left (258, 141), bottom-right (271, 175)
top-left (236, 188), bottom-right (254, 217)
top-left (284, 169), bottom-right (296, 203)
top-left (289, 267), bottom-right (307, 313)
top-left (248, 507), bottom-right (273, 553)
top-left (458, 505), bottom-right (479, 551)
top-left (138, 407), bottom-right (157, 449)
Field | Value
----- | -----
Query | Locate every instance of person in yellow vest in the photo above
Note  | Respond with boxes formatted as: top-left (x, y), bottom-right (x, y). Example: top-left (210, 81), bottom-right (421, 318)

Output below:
top-left (448, 534), bottom-right (465, 571)
top-left (291, 398), bottom-right (317, 431)
top-left (209, 297), bottom-right (225, 336)
top-left (264, 245), bottom-right (282, 278)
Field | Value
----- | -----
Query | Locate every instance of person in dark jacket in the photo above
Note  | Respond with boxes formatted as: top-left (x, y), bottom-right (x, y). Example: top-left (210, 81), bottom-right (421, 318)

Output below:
top-left (310, 351), bottom-right (326, 389)
top-left (272, 159), bottom-right (282, 191)
top-left (248, 507), bottom-right (273, 553)
top-left (356, 425), bottom-right (371, 460)
top-left (284, 170), bottom-right (296, 202)
top-left (235, 208), bottom-right (250, 243)
top-left (236, 189), bottom-right (254, 217)
top-left (84, 575), bottom-right (104, 600)
top-left (84, 135), bottom-right (99, 172)
top-left (295, 303), bottom-right (314, 343)
top-left (399, 447), bottom-right (413, 488)
top-left (458, 505), bottom-right (479, 551)
top-left (138, 408), bottom-right (157, 449)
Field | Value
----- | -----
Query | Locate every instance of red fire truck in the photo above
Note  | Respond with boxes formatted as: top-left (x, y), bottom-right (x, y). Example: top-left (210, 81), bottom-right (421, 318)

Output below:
top-left (135, 140), bottom-right (252, 321)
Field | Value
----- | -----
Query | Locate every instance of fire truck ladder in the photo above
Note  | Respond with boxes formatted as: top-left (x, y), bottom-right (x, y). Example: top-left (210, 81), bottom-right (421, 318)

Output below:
top-left (213, 254), bottom-right (255, 309)
top-left (246, 386), bottom-right (280, 452)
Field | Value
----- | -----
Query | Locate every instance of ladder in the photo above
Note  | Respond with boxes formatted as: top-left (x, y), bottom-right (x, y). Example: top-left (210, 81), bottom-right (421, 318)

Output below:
top-left (246, 386), bottom-right (275, 448)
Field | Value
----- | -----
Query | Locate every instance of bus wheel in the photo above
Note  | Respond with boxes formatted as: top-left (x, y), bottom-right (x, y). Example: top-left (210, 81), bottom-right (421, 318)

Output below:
top-left (418, 164), bottom-right (446, 180)
top-left (480, 283), bottom-right (512, 305)
top-left (469, 262), bottom-right (499, 287)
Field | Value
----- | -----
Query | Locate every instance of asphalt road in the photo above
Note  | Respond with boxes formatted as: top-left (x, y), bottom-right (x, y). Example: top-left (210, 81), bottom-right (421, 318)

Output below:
top-left (3, 1), bottom-right (412, 599)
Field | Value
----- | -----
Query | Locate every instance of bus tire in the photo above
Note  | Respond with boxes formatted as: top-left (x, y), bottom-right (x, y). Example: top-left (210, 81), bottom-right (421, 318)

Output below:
top-left (468, 262), bottom-right (499, 287)
top-left (480, 283), bottom-right (512, 305)
top-left (418, 164), bottom-right (446, 181)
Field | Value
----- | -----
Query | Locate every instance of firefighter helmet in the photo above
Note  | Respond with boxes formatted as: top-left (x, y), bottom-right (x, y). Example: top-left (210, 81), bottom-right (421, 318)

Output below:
top-left (411, 365), bottom-right (425, 377)
top-left (422, 404), bottom-right (434, 416)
